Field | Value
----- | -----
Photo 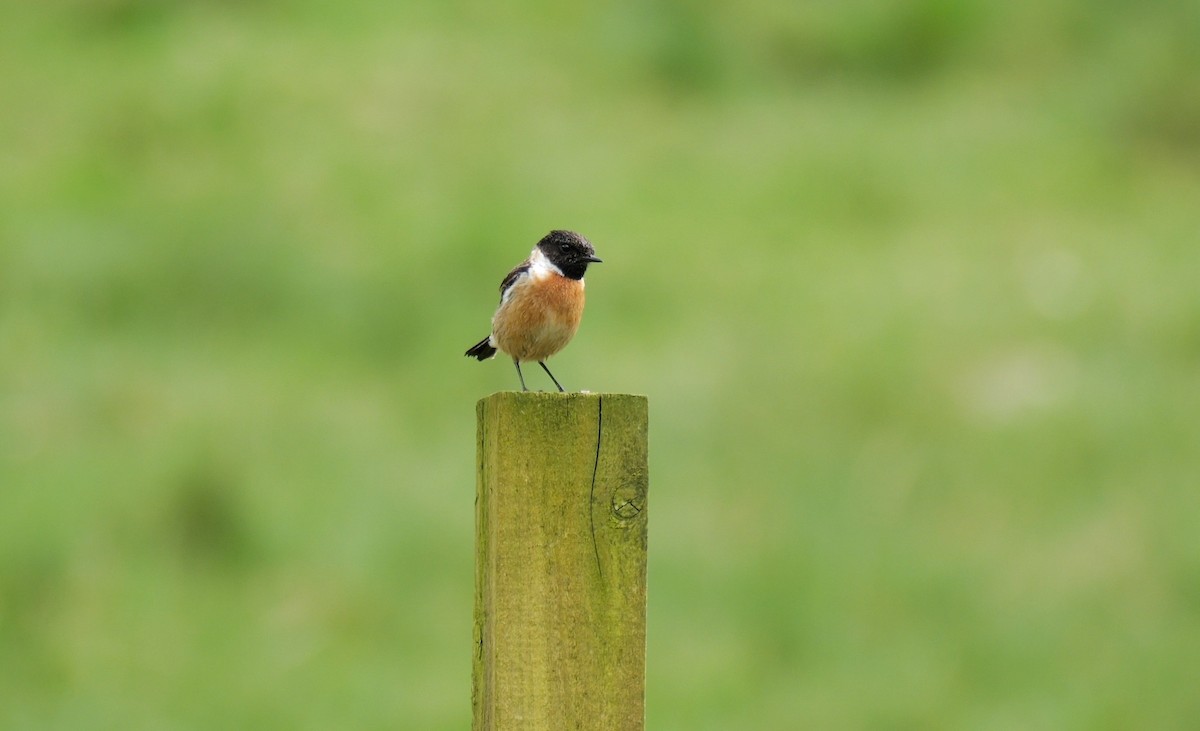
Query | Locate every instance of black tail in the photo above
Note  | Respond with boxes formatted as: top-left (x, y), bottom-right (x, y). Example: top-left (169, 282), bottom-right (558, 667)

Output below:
top-left (465, 337), bottom-right (497, 361)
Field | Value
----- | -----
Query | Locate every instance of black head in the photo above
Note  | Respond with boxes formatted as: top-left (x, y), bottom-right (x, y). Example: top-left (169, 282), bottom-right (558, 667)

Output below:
top-left (537, 230), bottom-right (602, 280)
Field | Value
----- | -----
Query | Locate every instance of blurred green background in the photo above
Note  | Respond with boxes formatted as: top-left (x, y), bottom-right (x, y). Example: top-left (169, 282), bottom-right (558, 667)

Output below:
top-left (2, 0), bottom-right (1199, 728)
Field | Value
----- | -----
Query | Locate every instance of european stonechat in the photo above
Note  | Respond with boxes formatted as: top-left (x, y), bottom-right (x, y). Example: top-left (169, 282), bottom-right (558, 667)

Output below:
top-left (465, 230), bottom-right (602, 392)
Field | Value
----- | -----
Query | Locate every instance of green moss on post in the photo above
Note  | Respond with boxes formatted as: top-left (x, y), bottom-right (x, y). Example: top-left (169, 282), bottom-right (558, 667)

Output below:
top-left (473, 392), bottom-right (648, 731)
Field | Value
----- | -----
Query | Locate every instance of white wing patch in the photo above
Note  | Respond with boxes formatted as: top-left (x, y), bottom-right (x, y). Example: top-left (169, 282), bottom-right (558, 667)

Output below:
top-left (499, 269), bottom-right (529, 306)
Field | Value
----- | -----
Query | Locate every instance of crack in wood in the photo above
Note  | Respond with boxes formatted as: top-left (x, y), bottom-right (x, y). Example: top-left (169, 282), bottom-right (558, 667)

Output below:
top-left (589, 395), bottom-right (604, 578)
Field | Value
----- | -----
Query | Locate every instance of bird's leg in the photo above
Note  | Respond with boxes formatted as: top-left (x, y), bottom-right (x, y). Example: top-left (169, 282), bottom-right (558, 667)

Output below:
top-left (513, 358), bottom-right (528, 391)
top-left (538, 361), bottom-right (565, 392)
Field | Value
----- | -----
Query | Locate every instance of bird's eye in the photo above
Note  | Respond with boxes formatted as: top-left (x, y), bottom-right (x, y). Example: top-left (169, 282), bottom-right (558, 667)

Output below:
top-left (560, 243), bottom-right (571, 252)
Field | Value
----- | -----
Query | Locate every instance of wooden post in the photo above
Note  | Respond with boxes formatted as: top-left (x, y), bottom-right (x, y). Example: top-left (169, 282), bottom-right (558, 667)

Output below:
top-left (473, 392), bottom-right (648, 731)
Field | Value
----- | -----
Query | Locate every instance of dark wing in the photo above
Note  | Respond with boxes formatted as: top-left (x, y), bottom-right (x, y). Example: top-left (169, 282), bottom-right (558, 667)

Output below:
top-left (498, 260), bottom-right (531, 303)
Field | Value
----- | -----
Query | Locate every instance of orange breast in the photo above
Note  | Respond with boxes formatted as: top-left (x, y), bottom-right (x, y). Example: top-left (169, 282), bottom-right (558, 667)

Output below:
top-left (491, 276), bottom-right (585, 362)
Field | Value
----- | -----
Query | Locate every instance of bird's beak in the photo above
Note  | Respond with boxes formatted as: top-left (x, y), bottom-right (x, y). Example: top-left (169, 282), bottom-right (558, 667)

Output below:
top-left (585, 255), bottom-right (603, 263)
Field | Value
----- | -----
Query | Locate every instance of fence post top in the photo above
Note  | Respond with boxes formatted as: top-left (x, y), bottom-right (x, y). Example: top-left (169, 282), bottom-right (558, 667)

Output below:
top-left (476, 391), bottom-right (648, 407)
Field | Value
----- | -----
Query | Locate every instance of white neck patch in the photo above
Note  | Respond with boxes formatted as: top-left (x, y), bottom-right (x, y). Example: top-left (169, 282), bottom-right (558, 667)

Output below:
top-left (529, 247), bottom-right (563, 280)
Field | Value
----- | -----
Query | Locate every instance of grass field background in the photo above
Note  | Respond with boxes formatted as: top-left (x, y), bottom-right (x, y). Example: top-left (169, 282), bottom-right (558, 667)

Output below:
top-left (2, 1), bottom-right (1199, 728)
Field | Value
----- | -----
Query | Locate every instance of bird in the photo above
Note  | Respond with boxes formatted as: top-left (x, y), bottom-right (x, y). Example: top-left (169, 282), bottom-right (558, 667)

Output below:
top-left (465, 230), bottom-right (602, 392)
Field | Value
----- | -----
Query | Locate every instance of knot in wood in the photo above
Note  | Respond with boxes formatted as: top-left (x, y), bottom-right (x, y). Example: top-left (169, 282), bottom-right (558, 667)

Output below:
top-left (610, 483), bottom-right (645, 521)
